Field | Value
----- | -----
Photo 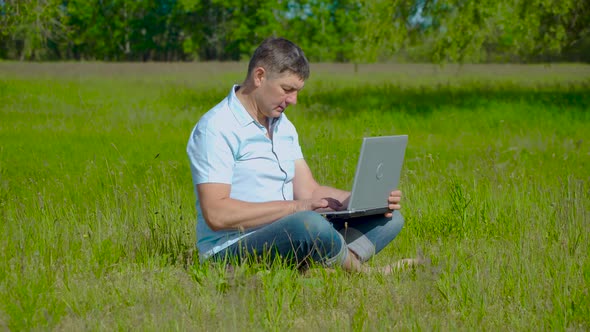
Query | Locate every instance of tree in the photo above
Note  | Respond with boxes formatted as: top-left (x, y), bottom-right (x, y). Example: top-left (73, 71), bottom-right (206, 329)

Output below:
top-left (356, 0), bottom-right (590, 62)
top-left (281, 0), bottom-right (362, 62)
top-left (1, 0), bottom-right (66, 60)
top-left (66, 0), bottom-right (188, 61)
top-left (1, 0), bottom-right (588, 62)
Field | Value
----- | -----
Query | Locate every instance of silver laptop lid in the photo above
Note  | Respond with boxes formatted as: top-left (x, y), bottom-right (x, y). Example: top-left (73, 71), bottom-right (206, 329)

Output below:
top-left (347, 135), bottom-right (408, 211)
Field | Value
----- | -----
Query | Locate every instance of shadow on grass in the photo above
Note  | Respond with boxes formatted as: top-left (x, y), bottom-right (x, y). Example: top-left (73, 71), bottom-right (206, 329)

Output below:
top-left (298, 81), bottom-right (590, 118)
top-left (161, 81), bottom-right (590, 123)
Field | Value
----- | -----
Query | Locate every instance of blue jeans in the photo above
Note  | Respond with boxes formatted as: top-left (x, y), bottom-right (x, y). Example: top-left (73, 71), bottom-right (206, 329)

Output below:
top-left (210, 210), bottom-right (404, 268)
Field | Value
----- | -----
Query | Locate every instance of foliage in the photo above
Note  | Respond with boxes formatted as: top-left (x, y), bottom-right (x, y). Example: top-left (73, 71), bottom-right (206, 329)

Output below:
top-left (0, 0), bottom-right (67, 60)
top-left (359, 0), bottom-right (590, 62)
top-left (0, 0), bottom-right (364, 61)
top-left (1, 0), bottom-right (589, 62)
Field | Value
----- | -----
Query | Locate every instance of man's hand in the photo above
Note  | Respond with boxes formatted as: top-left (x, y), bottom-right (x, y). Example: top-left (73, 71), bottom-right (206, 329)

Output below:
top-left (294, 197), bottom-right (344, 213)
top-left (385, 190), bottom-right (402, 218)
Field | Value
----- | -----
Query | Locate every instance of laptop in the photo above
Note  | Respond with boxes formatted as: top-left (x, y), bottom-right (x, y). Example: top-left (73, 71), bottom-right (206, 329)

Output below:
top-left (320, 135), bottom-right (408, 220)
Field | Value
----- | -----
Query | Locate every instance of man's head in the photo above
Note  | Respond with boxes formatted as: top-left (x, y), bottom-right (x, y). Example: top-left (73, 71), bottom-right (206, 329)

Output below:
top-left (240, 38), bottom-right (309, 122)
top-left (246, 37), bottom-right (310, 81)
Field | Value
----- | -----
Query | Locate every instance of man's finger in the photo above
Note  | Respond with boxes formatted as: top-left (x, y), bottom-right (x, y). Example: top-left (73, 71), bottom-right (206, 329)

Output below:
top-left (311, 199), bottom-right (327, 210)
top-left (389, 192), bottom-right (402, 197)
top-left (388, 203), bottom-right (401, 210)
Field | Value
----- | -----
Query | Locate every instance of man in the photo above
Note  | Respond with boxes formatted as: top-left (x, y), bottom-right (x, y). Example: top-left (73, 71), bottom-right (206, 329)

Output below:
top-left (187, 37), bottom-right (406, 273)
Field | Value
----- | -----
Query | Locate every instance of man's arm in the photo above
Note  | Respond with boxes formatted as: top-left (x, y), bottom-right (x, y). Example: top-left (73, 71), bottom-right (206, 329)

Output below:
top-left (198, 183), bottom-right (342, 231)
top-left (293, 159), bottom-right (350, 208)
top-left (293, 159), bottom-right (403, 216)
top-left (197, 183), bottom-right (295, 231)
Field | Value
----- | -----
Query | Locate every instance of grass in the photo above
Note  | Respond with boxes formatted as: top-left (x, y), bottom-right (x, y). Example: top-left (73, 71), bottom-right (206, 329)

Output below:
top-left (0, 62), bottom-right (589, 330)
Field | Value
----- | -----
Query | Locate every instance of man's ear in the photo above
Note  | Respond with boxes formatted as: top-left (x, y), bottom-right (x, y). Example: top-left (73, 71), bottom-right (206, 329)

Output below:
top-left (253, 67), bottom-right (266, 87)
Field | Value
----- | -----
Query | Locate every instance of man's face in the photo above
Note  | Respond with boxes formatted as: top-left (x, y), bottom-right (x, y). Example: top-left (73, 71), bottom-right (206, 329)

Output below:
top-left (254, 70), bottom-right (305, 119)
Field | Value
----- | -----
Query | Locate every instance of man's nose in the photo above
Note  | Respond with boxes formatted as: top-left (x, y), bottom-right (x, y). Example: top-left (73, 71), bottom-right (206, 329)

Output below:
top-left (286, 92), bottom-right (297, 105)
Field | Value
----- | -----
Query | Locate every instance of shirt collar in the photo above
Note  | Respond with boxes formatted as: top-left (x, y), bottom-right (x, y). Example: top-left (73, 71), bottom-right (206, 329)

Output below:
top-left (228, 84), bottom-right (253, 127)
top-left (228, 84), bottom-right (283, 128)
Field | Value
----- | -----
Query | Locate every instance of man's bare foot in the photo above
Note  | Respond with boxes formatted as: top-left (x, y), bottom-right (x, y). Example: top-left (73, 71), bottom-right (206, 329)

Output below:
top-left (391, 257), bottom-right (426, 271)
top-left (364, 257), bottom-right (428, 275)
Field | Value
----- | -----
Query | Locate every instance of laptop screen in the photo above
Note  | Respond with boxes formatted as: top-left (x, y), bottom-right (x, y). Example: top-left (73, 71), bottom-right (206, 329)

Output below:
top-left (347, 135), bottom-right (408, 211)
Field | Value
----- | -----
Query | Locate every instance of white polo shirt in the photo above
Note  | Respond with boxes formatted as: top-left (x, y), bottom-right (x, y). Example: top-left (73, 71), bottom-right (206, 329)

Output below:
top-left (187, 85), bottom-right (304, 260)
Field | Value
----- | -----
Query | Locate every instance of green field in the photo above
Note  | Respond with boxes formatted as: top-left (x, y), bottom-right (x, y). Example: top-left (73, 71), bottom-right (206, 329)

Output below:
top-left (1, 62), bottom-right (589, 330)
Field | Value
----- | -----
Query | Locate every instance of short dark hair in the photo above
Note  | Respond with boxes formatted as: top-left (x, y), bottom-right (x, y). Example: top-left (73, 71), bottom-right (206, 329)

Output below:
top-left (247, 37), bottom-right (310, 80)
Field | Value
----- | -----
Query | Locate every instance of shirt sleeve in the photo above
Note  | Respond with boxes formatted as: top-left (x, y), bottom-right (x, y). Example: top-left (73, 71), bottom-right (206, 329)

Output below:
top-left (282, 115), bottom-right (304, 160)
top-left (187, 123), bottom-right (235, 185)
top-left (292, 129), bottom-right (304, 160)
